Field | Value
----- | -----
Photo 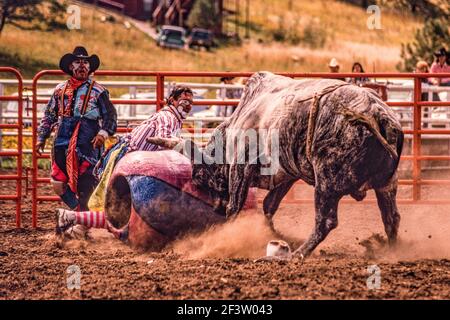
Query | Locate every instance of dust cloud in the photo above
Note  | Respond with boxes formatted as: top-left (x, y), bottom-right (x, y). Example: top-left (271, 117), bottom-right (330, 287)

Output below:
top-left (170, 210), bottom-right (277, 259)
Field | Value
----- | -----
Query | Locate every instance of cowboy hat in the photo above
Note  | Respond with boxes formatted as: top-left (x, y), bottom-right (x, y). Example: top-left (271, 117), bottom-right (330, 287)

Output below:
top-left (59, 46), bottom-right (100, 75)
top-left (434, 47), bottom-right (448, 57)
top-left (328, 58), bottom-right (339, 67)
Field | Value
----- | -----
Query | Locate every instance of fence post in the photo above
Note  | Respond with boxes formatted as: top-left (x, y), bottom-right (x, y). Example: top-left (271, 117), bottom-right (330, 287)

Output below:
top-left (0, 83), bottom-right (3, 155)
top-left (156, 74), bottom-right (164, 111)
top-left (0, 68), bottom-right (23, 228)
top-left (31, 73), bottom-right (38, 228)
top-left (413, 77), bottom-right (422, 201)
top-left (17, 71), bottom-right (23, 228)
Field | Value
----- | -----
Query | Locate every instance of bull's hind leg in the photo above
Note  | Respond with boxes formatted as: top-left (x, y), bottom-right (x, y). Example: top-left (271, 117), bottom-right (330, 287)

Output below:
top-left (293, 188), bottom-right (341, 258)
top-left (374, 176), bottom-right (401, 246)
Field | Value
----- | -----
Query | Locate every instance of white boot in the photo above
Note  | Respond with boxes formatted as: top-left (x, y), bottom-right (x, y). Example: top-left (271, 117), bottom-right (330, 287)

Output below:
top-left (55, 208), bottom-right (76, 236)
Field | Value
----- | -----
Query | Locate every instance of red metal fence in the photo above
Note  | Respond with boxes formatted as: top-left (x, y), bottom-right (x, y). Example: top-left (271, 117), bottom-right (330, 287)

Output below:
top-left (0, 69), bottom-right (448, 228)
top-left (0, 67), bottom-right (23, 228)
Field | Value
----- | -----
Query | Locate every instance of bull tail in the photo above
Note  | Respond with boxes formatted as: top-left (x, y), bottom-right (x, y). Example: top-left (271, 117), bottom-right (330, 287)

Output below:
top-left (392, 127), bottom-right (404, 169)
top-left (375, 118), bottom-right (404, 183)
top-left (340, 108), bottom-right (403, 165)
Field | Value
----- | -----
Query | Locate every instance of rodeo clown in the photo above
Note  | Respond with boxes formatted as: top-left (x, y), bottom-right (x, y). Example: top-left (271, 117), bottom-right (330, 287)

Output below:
top-left (54, 85), bottom-right (194, 239)
top-left (36, 46), bottom-right (118, 215)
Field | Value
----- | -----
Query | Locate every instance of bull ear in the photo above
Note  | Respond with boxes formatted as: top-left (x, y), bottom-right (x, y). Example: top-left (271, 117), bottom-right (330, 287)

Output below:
top-left (146, 136), bottom-right (183, 149)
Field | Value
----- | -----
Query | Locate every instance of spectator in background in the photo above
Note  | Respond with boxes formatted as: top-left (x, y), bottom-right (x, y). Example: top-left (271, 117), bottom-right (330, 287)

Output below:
top-left (415, 60), bottom-right (432, 84)
top-left (214, 76), bottom-right (242, 117)
top-left (235, 77), bottom-right (248, 97)
top-left (430, 47), bottom-right (450, 86)
top-left (415, 60), bottom-right (440, 102)
top-left (348, 62), bottom-right (369, 86)
top-left (328, 58), bottom-right (345, 81)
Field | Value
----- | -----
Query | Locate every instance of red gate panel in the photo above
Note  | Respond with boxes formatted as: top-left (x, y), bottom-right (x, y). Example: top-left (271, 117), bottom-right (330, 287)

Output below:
top-left (0, 67), bottom-right (23, 228)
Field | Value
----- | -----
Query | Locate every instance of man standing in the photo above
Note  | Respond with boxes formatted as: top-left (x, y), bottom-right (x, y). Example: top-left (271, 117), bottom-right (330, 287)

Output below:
top-left (328, 58), bottom-right (346, 82)
top-left (36, 46), bottom-right (117, 211)
top-left (215, 76), bottom-right (241, 117)
top-left (430, 47), bottom-right (450, 87)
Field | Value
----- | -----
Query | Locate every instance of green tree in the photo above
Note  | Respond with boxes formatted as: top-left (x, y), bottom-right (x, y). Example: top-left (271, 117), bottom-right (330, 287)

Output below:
top-left (379, 0), bottom-right (447, 18)
top-left (342, 0), bottom-right (448, 19)
top-left (398, 17), bottom-right (450, 71)
top-left (187, 0), bottom-right (220, 30)
top-left (0, 0), bottom-right (66, 34)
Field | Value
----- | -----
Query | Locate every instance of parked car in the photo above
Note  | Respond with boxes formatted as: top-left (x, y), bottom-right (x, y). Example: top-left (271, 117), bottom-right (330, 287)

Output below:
top-left (186, 28), bottom-right (213, 50)
top-left (156, 25), bottom-right (187, 50)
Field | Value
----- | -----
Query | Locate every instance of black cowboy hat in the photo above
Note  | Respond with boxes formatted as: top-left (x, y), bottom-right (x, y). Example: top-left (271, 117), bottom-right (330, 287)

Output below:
top-left (434, 47), bottom-right (448, 57)
top-left (59, 46), bottom-right (100, 75)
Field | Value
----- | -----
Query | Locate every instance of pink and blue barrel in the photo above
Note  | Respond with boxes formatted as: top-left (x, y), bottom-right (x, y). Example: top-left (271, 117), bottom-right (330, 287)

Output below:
top-left (105, 151), bottom-right (256, 250)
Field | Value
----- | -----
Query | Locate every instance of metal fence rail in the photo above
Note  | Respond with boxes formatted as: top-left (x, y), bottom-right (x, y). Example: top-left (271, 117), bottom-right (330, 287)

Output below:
top-left (0, 67), bottom-right (23, 228)
top-left (5, 69), bottom-right (447, 228)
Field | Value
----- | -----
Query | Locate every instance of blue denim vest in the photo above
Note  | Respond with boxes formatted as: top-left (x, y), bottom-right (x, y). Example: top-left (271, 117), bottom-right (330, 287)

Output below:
top-left (54, 80), bottom-right (106, 161)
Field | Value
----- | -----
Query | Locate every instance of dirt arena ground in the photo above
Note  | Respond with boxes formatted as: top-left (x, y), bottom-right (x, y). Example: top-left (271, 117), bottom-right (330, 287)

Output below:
top-left (1, 173), bottom-right (450, 300)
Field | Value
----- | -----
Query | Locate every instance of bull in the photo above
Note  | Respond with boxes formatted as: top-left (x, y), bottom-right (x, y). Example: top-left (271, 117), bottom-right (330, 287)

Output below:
top-left (148, 72), bottom-right (404, 258)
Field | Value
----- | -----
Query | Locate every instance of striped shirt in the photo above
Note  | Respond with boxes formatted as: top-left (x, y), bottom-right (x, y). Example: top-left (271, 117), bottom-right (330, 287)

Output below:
top-left (126, 104), bottom-right (184, 152)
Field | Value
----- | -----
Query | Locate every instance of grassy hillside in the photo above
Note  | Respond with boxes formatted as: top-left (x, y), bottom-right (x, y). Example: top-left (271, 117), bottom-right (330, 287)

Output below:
top-left (230, 0), bottom-right (421, 45)
top-left (0, 0), bottom-right (422, 80)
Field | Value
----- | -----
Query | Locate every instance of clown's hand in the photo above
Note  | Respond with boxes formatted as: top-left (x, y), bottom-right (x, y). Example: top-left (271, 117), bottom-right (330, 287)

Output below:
top-left (91, 134), bottom-right (106, 149)
top-left (36, 140), bottom-right (46, 155)
top-left (146, 136), bottom-right (183, 149)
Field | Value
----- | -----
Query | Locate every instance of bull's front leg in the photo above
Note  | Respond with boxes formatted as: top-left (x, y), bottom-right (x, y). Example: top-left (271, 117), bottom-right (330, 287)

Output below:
top-left (293, 188), bottom-right (341, 258)
top-left (226, 163), bottom-right (257, 218)
top-left (263, 179), bottom-right (296, 231)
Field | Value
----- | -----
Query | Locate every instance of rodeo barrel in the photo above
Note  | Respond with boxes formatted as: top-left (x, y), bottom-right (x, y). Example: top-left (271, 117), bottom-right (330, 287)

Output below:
top-left (104, 150), bottom-right (255, 250)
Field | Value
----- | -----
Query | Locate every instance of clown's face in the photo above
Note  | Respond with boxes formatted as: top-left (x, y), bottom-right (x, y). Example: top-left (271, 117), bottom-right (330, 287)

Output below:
top-left (173, 92), bottom-right (193, 115)
top-left (69, 58), bottom-right (90, 80)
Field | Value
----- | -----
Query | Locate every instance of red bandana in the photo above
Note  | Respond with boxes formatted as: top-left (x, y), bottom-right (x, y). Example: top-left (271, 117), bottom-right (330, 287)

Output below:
top-left (69, 76), bottom-right (85, 88)
top-left (60, 77), bottom-right (86, 117)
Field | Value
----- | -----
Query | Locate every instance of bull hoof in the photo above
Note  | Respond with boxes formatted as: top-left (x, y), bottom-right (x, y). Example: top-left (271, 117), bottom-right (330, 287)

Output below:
top-left (292, 248), bottom-right (307, 261)
top-left (388, 237), bottom-right (399, 249)
top-left (296, 253), bottom-right (305, 261)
